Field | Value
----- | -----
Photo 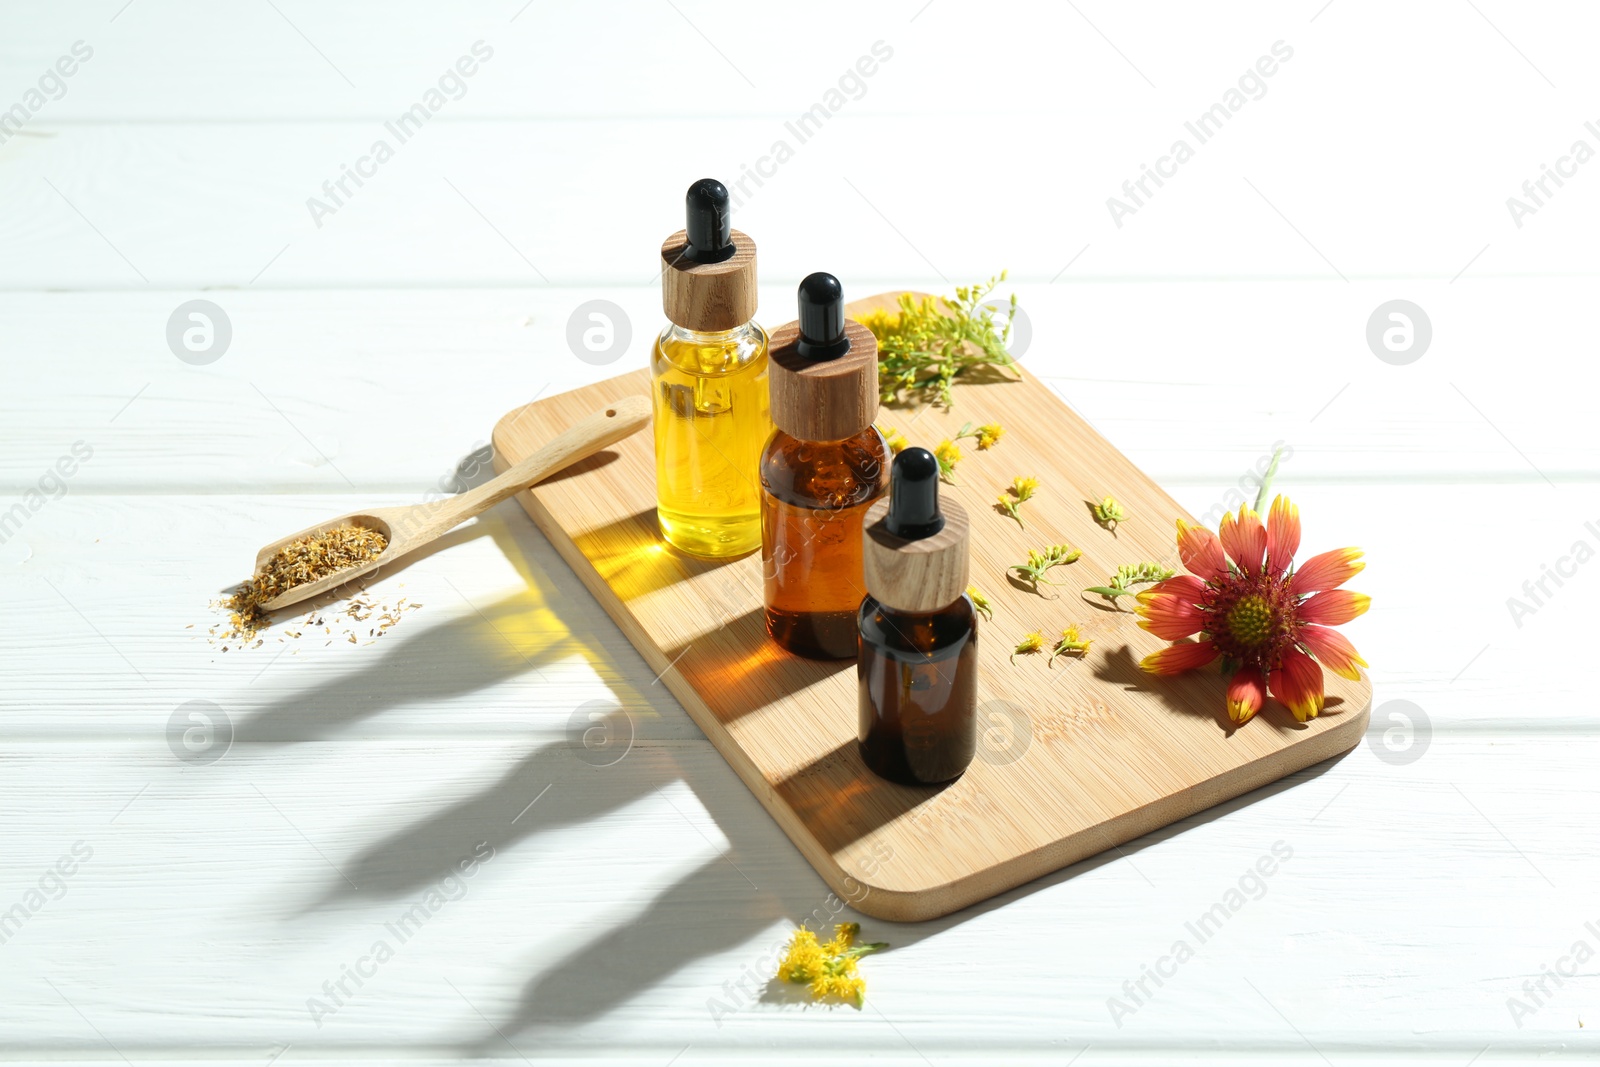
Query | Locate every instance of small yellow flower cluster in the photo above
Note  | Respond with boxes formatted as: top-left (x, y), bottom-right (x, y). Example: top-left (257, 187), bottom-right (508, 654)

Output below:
top-left (1049, 626), bottom-right (1092, 666)
top-left (776, 922), bottom-right (887, 1008)
top-left (996, 476), bottom-right (1039, 527)
top-left (1093, 495), bottom-right (1127, 531)
top-left (872, 422), bottom-right (1001, 485)
top-left (1008, 543), bottom-right (1082, 595)
top-left (1011, 630), bottom-right (1045, 662)
top-left (1084, 561), bottom-right (1177, 605)
top-left (966, 584), bottom-right (993, 621)
top-left (857, 308), bottom-right (899, 338)
top-left (1012, 626), bottom-right (1091, 667)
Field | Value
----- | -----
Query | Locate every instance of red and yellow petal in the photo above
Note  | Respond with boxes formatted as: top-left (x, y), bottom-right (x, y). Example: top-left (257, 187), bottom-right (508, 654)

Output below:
top-left (1299, 624), bottom-right (1368, 680)
top-left (1139, 641), bottom-right (1219, 676)
top-left (1175, 520), bottom-right (1228, 581)
top-left (1144, 573), bottom-right (1208, 603)
top-left (1265, 495), bottom-right (1301, 577)
top-left (1289, 547), bottom-right (1365, 596)
top-left (1135, 593), bottom-right (1206, 641)
top-left (1298, 589), bottom-right (1371, 626)
top-left (1269, 649), bottom-right (1325, 722)
top-left (1226, 666), bottom-right (1266, 725)
top-left (1219, 505), bottom-right (1267, 575)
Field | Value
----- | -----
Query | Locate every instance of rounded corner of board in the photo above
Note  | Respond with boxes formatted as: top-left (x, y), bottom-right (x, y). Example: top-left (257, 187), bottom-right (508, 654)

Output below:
top-left (489, 402), bottom-right (537, 453)
top-left (820, 863), bottom-right (979, 924)
top-left (1312, 676), bottom-right (1375, 759)
top-left (837, 885), bottom-right (960, 924)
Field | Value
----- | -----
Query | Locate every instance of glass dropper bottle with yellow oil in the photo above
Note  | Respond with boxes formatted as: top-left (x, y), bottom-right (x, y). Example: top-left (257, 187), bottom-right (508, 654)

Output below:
top-left (652, 179), bottom-right (771, 558)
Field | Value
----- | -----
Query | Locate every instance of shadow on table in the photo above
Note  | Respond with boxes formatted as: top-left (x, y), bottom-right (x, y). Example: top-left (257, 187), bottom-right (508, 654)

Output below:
top-left (242, 484), bottom-right (1348, 1053)
top-left (231, 503), bottom-right (617, 743)
top-left (428, 739), bottom-right (1341, 1055)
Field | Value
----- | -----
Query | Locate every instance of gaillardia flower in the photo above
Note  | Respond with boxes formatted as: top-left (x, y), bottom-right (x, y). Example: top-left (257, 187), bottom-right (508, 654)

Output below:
top-left (1135, 496), bottom-right (1369, 725)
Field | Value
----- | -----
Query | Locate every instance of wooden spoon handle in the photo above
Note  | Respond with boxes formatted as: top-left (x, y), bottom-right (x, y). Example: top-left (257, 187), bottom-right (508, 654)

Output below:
top-left (390, 395), bottom-right (650, 549)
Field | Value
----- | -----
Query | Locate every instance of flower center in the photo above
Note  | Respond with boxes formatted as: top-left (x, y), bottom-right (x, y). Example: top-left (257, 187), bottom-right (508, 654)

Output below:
top-left (1227, 595), bottom-right (1272, 647)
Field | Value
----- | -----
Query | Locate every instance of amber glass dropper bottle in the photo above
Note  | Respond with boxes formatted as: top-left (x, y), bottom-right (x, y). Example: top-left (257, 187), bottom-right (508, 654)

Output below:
top-left (651, 178), bottom-right (770, 558)
top-left (858, 448), bottom-right (978, 785)
top-left (760, 273), bottom-right (889, 659)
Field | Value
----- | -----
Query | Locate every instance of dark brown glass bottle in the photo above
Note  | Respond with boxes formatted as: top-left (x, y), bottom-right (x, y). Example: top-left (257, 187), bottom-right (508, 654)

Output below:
top-left (761, 273), bottom-right (887, 659)
top-left (857, 594), bottom-right (978, 785)
top-left (858, 448), bottom-right (978, 785)
top-left (760, 427), bottom-right (889, 658)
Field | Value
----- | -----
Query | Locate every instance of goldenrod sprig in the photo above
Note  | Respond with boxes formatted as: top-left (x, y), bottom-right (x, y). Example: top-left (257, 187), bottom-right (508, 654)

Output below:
top-left (951, 421), bottom-right (1004, 451)
top-left (996, 476), bottom-right (1038, 527)
top-left (1084, 561), bottom-right (1177, 604)
top-left (776, 922), bottom-right (888, 1008)
top-left (860, 274), bottom-right (1021, 408)
top-left (933, 439), bottom-right (962, 483)
top-left (1093, 495), bottom-right (1126, 532)
top-left (875, 424), bottom-right (909, 454)
top-left (966, 584), bottom-right (993, 621)
top-left (1011, 631), bottom-right (1045, 663)
top-left (1008, 544), bottom-right (1083, 596)
top-left (1049, 626), bottom-right (1093, 667)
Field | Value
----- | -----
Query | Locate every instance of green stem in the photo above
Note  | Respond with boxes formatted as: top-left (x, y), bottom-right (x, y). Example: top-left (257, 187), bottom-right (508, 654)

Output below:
top-left (1253, 446), bottom-right (1285, 514)
top-left (843, 942), bottom-right (890, 959)
top-left (1084, 586), bottom-right (1130, 599)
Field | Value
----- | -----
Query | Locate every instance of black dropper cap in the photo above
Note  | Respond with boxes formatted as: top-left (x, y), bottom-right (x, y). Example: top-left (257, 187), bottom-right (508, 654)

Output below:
top-left (683, 178), bottom-right (735, 263)
top-left (885, 447), bottom-right (944, 539)
top-left (795, 271), bottom-right (852, 361)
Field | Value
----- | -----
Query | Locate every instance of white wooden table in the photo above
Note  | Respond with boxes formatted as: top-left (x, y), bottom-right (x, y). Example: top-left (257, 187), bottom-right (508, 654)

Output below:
top-left (3, 2), bottom-right (1596, 1063)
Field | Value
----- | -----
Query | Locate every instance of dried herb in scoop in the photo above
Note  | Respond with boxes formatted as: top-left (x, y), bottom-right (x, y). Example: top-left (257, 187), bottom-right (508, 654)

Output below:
top-left (224, 524), bottom-right (387, 639)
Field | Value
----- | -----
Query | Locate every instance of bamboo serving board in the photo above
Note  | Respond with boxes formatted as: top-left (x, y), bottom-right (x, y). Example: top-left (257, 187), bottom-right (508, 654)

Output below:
top-left (491, 293), bottom-right (1371, 922)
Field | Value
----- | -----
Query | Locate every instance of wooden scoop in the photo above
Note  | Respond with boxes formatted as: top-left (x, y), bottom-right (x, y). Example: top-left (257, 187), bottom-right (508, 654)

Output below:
top-left (255, 395), bottom-right (650, 612)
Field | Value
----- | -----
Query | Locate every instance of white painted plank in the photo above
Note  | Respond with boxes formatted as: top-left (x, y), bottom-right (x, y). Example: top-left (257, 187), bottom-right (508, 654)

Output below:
top-left (4, 73), bottom-right (1600, 286)
top-left (0, 482), bottom-right (1588, 739)
top-left (9, 0), bottom-right (1591, 130)
top-left (0, 283), bottom-right (1590, 495)
top-left (4, 1), bottom-right (1597, 294)
top-left (0, 492), bottom-right (700, 742)
top-left (0, 735), bottom-right (1593, 1057)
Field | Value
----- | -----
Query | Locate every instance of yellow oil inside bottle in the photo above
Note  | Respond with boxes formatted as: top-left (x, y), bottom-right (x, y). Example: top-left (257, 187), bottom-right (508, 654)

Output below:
top-left (651, 321), bottom-right (771, 558)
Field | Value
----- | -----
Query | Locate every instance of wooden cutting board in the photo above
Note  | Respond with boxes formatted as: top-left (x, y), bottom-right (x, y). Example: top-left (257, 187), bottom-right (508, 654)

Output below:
top-left (491, 293), bottom-right (1371, 921)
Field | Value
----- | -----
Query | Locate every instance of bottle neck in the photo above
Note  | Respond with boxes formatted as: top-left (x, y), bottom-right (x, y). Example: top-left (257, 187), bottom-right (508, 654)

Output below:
top-left (774, 424), bottom-right (882, 449)
top-left (664, 321), bottom-right (760, 346)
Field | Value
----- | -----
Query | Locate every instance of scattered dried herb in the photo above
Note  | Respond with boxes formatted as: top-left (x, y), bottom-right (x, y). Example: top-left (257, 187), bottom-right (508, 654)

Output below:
top-left (207, 591), bottom-right (421, 653)
top-left (966, 584), bottom-right (993, 621)
top-left (860, 274), bottom-right (1021, 408)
